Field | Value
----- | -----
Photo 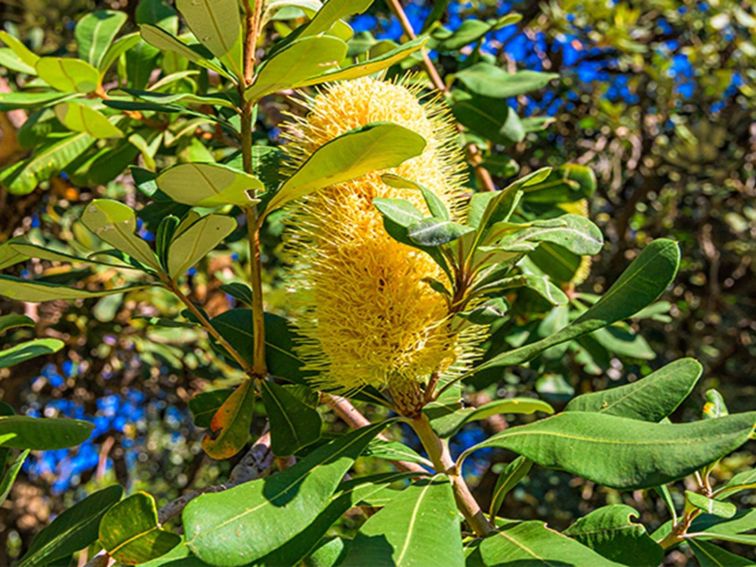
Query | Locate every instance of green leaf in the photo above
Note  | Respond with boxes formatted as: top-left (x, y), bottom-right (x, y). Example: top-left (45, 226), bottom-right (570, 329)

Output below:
top-left (476, 239), bottom-right (680, 371)
top-left (139, 24), bottom-right (233, 80)
top-left (407, 218), bottom-right (473, 247)
top-left (0, 449), bottom-right (29, 505)
top-left (201, 380), bottom-right (256, 460)
top-left (452, 92), bottom-right (526, 145)
top-left (432, 14), bottom-right (521, 51)
top-left (261, 380), bottom-right (322, 456)
top-left (266, 122), bottom-right (426, 213)
top-left (460, 411), bottom-right (756, 489)
top-left (81, 199), bottom-right (160, 271)
top-left (256, 472), bottom-right (420, 566)
top-left (36, 57), bottom-right (100, 93)
top-left (689, 540), bottom-right (754, 567)
top-left (430, 398), bottom-right (554, 438)
top-left (0, 275), bottom-right (147, 303)
top-left (54, 102), bottom-right (123, 139)
top-left (19, 485), bottom-right (123, 567)
top-left (687, 509), bottom-right (756, 543)
top-left (299, 0), bottom-right (372, 36)
top-left (363, 438), bottom-right (428, 465)
top-left (167, 214), bottom-right (236, 279)
top-left (565, 358), bottom-right (703, 422)
top-left (245, 35), bottom-right (348, 101)
top-left (373, 197), bottom-right (424, 227)
top-left (588, 325), bottom-right (656, 360)
top-left (188, 388), bottom-right (234, 428)
top-left (298, 37), bottom-right (427, 86)
top-left (342, 476), bottom-right (464, 567)
top-left (523, 163), bottom-right (597, 203)
top-left (175, 0), bottom-right (243, 78)
top-left (0, 314), bottom-right (35, 334)
top-left (75, 10), bottom-right (128, 67)
top-left (118, 88), bottom-right (236, 110)
top-left (563, 505), bottom-right (664, 567)
top-left (381, 173), bottom-right (449, 219)
top-left (184, 421), bottom-right (389, 566)
top-left (0, 338), bottom-right (64, 369)
top-left (0, 416), bottom-right (93, 450)
top-left (455, 63), bottom-right (559, 98)
top-left (156, 163), bottom-right (263, 208)
top-left (686, 491), bottom-right (737, 519)
top-left (99, 492), bottom-right (180, 565)
top-left (0, 132), bottom-right (96, 195)
top-left (0, 91), bottom-right (71, 111)
top-left (715, 468), bottom-right (756, 500)
top-left (703, 389), bottom-right (729, 420)
top-left (490, 214), bottom-right (603, 256)
top-left (0, 30), bottom-right (39, 68)
top-left (466, 521), bottom-right (621, 566)
top-left (489, 457), bottom-right (532, 519)
top-left (98, 32), bottom-right (141, 74)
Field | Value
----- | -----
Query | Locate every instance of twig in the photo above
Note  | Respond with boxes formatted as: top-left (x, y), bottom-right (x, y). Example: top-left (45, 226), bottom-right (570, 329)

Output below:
top-left (385, 0), bottom-right (497, 192)
top-left (322, 394), bottom-right (427, 474)
top-left (158, 431), bottom-right (274, 524)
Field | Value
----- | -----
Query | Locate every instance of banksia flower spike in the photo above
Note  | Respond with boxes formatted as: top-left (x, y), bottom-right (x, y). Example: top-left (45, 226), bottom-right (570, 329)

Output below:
top-left (282, 77), bottom-right (475, 411)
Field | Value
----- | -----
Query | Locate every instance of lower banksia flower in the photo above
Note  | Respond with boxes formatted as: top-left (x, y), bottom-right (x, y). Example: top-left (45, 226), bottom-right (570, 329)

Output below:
top-left (282, 77), bottom-right (475, 410)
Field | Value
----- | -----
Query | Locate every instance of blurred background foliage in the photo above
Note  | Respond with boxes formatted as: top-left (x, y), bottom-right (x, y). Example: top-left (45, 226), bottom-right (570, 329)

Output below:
top-left (0, 0), bottom-right (753, 564)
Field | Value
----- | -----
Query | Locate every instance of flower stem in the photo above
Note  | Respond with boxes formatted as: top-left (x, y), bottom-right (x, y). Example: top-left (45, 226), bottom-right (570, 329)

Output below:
top-left (408, 413), bottom-right (494, 537)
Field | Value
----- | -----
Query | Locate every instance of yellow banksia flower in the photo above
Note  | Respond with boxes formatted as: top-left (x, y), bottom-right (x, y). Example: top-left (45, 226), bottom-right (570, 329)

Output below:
top-left (282, 76), bottom-right (474, 397)
top-left (560, 199), bottom-right (592, 286)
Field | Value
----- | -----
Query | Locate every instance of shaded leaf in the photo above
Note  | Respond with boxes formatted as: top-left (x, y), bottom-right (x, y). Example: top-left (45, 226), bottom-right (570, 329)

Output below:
top-left (54, 102), bottom-right (123, 139)
top-left (167, 214), bottom-right (236, 279)
top-left (201, 380), bottom-right (256, 460)
top-left (0, 338), bottom-right (64, 369)
top-left (455, 63), bottom-right (559, 98)
top-left (0, 275), bottom-right (147, 303)
top-left (175, 0), bottom-right (243, 77)
top-left (0, 416), bottom-right (93, 450)
top-left (261, 380), bottom-right (322, 456)
top-left (0, 449), bottom-right (29, 505)
top-left (156, 162), bottom-right (263, 208)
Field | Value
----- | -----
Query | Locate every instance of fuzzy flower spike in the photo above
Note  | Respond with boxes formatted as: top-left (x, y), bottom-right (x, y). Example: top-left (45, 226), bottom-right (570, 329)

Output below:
top-left (283, 76), bottom-right (475, 408)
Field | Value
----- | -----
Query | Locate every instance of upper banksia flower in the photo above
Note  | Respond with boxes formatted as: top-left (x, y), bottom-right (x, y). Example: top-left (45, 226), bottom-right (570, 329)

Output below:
top-left (282, 77), bottom-right (472, 401)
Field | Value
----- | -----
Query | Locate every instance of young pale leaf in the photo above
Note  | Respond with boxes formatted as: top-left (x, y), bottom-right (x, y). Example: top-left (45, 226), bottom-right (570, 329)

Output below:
top-left (0, 30), bottom-right (39, 68)
top-left (244, 35), bottom-right (347, 101)
top-left (0, 339), bottom-right (64, 369)
top-left (373, 197), bottom-right (424, 227)
top-left (19, 485), bottom-right (123, 567)
top-left (0, 450), bottom-right (29, 505)
top-left (455, 63), bottom-right (559, 98)
top-left (298, 37), bottom-right (427, 86)
top-left (54, 102), bottom-right (123, 139)
top-left (75, 10), bottom-right (127, 67)
top-left (261, 380), bottom-right (322, 456)
top-left (565, 358), bottom-right (703, 422)
top-left (139, 24), bottom-right (233, 80)
top-left (407, 218), bottom-right (473, 247)
top-left (689, 540), bottom-right (753, 567)
top-left (0, 416), bottom-right (94, 450)
top-left (491, 214), bottom-right (603, 256)
top-left (466, 521), bottom-right (620, 567)
top-left (298, 0), bottom-right (372, 36)
top-left (36, 58), bottom-right (100, 93)
top-left (167, 214), bottom-right (236, 279)
top-left (686, 491), bottom-right (737, 519)
top-left (0, 275), bottom-right (147, 303)
top-left (460, 411), bottom-right (756, 489)
top-left (81, 199), bottom-right (160, 271)
top-left (381, 173), bottom-right (449, 219)
top-left (0, 132), bottom-right (96, 195)
top-left (184, 422), bottom-right (390, 566)
top-left (714, 468), bottom-right (756, 500)
top-left (156, 162), bottom-right (263, 208)
top-left (175, 0), bottom-right (243, 78)
top-left (0, 92), bottom-right (71, 111)
top-left (99, 492), bottom-right (180, 565)
top-left (201, 379), bottom-right (256, 460)
top-left (342, 476), bottom-right (464, 567)
top-left (98, 32), bottom-right (141, 74)
top-left (475, 239), bottom-right (680, 371)
top-left (563, 505), bottom-right (664, 567)
top-left (266, 123), bottom-right (426, 213)
top-left (489, 457), bottom-right (533, 519)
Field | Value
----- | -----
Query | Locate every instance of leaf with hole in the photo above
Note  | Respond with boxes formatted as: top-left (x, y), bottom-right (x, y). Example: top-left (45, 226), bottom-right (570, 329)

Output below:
top-left (156, 162), bottom-right (263, 208)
